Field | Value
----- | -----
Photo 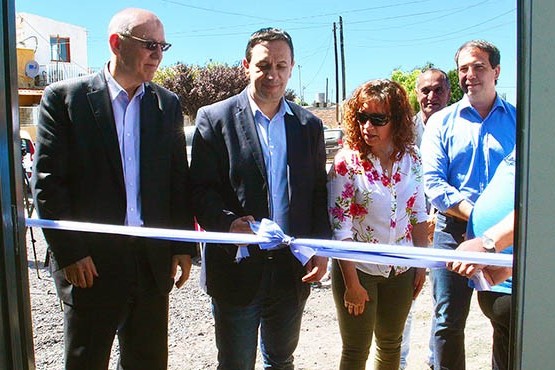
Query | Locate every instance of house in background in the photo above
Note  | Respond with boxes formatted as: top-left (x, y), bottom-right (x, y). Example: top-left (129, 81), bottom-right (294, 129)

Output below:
top-left (15, 12), bottom-right (90, 138)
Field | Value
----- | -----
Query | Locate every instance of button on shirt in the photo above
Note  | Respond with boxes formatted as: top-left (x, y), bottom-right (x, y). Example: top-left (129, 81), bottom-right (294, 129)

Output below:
top-left (421, 94), bottom-right (516, 213)
top-left (104, 66), bottom-right (144, 226)
top-left (248, 95), bottom-right (291, 234)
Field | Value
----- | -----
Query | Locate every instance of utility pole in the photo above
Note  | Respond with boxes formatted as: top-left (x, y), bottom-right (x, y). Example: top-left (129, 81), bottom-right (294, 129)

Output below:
top-left (298, 64), bottom-right (302, 104)
top-left (325, 77), bottom-right (329, 107)
top-left (333, 22), bottom-right (339, 123)
top-left (339, 16), bottom-right (346, 102)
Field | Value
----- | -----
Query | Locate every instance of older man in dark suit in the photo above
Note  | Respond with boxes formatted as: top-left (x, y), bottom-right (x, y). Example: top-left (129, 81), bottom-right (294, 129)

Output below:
top-left (190, 27), bottom-right (331, 370)
top-left (32, 8), bottom-right (196, 370)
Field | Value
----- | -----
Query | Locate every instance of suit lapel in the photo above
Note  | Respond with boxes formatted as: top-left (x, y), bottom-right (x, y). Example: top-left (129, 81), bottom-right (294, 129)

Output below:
top-left (86, 72), bottom-right (125, 192)
top-left (236, 89), bottom-right (266, 180)
top-left (139, 84), bottom-right (161, 164)
top-left (285, 110), bottom-right (302, 202)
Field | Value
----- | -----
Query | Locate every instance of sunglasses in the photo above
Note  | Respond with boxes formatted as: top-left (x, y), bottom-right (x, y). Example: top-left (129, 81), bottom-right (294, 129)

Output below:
top-left (355, 112), bottom-right (389, 127)
top-left (119, 33), bottom-right (172, 52)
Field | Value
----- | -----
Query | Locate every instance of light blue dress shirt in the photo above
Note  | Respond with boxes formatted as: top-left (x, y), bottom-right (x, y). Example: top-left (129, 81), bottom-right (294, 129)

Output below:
top-left (421, 94), bottom-right (516, 213)
top-left (467, 149), bottom-right (515, 294)
top-left (248, 94), bottom-right (292, 234)
top-left (104, 66), bottom-right (144, 226)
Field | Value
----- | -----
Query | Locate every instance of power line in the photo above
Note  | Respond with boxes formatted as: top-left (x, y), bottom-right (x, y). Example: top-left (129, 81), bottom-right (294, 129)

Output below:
top-left (350, 8), bottom-right (515, 45)
top-left (161, 0), bottom-right (277, 22)
top-left (352, 20), bottom-right (515, 49)
top-left (164, 0), bottom-right (452, 38)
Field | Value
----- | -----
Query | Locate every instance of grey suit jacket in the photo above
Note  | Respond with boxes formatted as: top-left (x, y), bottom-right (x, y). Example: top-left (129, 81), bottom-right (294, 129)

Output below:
top-left (190, 88), bottom-right (331, 305)
top-left (32, 70), bottom-right (196, 306)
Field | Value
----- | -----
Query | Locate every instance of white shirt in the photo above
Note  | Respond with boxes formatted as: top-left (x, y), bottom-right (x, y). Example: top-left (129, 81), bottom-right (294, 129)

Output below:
top-left (104, 65), bottom-right (144, 226)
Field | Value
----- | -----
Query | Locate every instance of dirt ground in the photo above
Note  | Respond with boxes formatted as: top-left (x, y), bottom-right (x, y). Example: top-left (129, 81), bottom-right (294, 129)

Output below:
top-left (27, 229), bottom-right (493, 369)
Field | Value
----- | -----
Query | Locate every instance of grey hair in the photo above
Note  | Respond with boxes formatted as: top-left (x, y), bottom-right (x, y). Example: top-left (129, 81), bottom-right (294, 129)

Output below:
top-left (107, 8), bottom-right (161, 36)
top-left (418, 67), bottom-right (451, 90)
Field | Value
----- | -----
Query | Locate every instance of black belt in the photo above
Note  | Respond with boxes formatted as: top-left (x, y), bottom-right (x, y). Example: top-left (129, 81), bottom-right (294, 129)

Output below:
top-left (439, 212), bottom-right (468, 225)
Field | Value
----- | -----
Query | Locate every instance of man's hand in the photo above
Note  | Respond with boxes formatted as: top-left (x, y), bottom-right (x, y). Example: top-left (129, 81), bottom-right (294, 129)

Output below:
top-left (302, 255), bottom-right (328, 283)
top-left (413, 268), bottom-right (426, 299)
top-left (229, 215), bottom-right (255, 247)
top-left (229, 215), bottom-right (255, 234)
top-left (63, 256), bottom-right (98, 288)
top-left (171, 254), bottom-right (192, 289)
top-left (446, 237), bottom-right (487, 278)
top-left (482, 266), bottom-right (513, 286)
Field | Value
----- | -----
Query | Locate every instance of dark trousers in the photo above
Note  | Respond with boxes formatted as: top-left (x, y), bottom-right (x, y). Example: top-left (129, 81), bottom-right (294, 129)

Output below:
top-left (63, 242), bottom-right (169, 370)
top-left (332, 261), bottom-right (414, 370)
top-left (478, 291), bottom-right (511, 370)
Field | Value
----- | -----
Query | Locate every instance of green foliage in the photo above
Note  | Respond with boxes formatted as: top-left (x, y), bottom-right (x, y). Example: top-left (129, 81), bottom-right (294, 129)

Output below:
top-left (391, 68), bottom-right (422, 113)
top-left (391, 64), bottom-right (465, 111)
top-left (284, 88), bottom-right (297, 102)
top-left (154, 62), bottom-right (249, 119)
top-left (447, 69), bottom-right (464, 104)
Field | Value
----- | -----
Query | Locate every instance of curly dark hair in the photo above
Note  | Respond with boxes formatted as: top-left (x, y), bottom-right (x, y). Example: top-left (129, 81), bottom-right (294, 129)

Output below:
top-left (343, 79), bottom-right (415, 160)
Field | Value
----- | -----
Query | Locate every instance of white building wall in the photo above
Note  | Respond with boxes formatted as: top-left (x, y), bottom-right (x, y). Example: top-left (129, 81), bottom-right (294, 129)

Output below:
top-left (16, 12), bottom-right (89, 76)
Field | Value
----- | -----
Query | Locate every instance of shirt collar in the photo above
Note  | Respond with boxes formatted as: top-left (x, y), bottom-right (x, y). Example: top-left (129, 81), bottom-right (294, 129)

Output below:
top-left (247, 88), bottom-right (293, 120)
top-left (104, 63), bottom-right (145, 102)
top-left (460, 93), bottom-right (507, 115)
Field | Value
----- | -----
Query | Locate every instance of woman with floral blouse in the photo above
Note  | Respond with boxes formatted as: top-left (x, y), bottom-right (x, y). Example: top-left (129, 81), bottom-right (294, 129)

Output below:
top-left (328, 79), bottom-right (429, 370)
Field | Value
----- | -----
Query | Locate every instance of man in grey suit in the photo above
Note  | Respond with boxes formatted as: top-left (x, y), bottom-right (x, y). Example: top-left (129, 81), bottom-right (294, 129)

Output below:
top-left (190, 28), bottom-right (331, 369)
top-left (32, 8), bottom-right (196, 369)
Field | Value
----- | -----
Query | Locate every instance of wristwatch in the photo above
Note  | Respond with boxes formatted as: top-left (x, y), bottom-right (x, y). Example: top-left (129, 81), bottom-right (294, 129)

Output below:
top-left (481, 235), bottom-right (497, 253)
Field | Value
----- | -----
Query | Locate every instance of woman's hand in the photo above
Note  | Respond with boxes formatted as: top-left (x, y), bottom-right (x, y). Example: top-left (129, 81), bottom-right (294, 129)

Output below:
top-left (344, 282), bottom-right (370, 316)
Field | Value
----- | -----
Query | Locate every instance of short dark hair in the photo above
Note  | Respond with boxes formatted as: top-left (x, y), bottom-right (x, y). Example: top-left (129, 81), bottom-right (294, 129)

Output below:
top-left (245, 27), bottom-right (294, 62)
top-left (455, 40), bottom-right (500, 68)
top-left (418, 67), bottom-right (451, 91)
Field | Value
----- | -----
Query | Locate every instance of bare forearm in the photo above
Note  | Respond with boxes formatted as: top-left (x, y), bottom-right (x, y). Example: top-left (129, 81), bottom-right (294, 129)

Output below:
top-left (411, 221), bottom-right (429, 247)
top-left (483, 211), bottom-right (515, 252)
top-left (445, 199), bottom-right (473, 221)
top-left (337, 259), bottom-right (360, 288)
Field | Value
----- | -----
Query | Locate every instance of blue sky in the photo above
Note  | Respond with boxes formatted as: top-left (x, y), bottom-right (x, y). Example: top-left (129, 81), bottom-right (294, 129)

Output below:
top-left (16, 0), bottom-right (517, 104)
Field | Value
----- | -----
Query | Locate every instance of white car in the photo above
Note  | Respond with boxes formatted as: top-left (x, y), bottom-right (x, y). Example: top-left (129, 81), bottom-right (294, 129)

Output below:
top-left (20, 129), bottom-right (35, 179)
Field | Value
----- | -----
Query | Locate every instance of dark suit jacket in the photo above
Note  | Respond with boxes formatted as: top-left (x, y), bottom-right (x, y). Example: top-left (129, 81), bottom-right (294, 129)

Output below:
top-left (32, 70), bottom-right (196, 307)
top-left (190, 88), bottom-right (331, 306)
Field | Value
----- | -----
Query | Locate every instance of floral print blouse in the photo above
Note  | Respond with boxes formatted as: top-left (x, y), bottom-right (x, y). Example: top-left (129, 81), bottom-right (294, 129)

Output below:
top-left (327, 147), bottom-right (428, 277)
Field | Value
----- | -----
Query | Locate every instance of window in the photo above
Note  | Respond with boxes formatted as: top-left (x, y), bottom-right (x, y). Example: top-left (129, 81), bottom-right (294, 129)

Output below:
top-left (50, 36), bottom-right (70, 62)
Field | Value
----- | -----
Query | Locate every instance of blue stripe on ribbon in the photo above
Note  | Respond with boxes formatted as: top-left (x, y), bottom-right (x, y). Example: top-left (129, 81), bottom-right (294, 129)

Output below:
top-left (25, 217), bottom-right (512, 269)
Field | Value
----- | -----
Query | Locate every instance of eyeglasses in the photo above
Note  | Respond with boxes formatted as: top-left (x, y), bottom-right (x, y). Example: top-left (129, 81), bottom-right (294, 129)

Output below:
top-left (355, 111), bottom-right (389, 127)
top-left (119, 33), bottom-right (172, 52)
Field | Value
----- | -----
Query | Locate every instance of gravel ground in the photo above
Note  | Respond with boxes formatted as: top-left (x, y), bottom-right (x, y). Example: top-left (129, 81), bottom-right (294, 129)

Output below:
top-left (27, 227), bottom-right (493, 369)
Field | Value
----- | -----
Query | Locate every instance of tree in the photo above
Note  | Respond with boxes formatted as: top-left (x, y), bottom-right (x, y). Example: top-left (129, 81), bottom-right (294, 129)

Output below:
top-left (284, 88), bottom-right (297, 102)
top-left (447, 69), bottom-right (464, 104)
top-left (154, 62), bottom-right (249, 119)
top-left (391, 64), bottom-right (464, 112)
top-left (391, 68), bottom-right (422, 113)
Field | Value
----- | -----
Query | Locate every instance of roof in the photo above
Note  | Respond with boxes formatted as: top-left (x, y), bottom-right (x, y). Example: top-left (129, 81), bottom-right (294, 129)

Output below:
top-left (18, 89), bottom-right (44, 96)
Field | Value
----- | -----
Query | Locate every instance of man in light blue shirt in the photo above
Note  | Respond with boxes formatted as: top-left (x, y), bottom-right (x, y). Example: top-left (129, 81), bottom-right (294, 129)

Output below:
top-left (421, 40), bottom-right (516, 370)
top-left (250, 97), bottom-right (291, 234)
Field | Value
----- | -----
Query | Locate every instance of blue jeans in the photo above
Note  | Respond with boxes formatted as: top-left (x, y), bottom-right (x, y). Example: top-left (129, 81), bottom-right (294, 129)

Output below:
top-left (212, 260), bottom-right (307, 370)
top-left (432, 213), bottom-right (473, 370)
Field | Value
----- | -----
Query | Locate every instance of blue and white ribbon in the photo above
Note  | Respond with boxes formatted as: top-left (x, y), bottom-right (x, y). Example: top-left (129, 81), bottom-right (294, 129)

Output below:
top-left (26, 217), bottom-right (512, 290)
